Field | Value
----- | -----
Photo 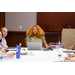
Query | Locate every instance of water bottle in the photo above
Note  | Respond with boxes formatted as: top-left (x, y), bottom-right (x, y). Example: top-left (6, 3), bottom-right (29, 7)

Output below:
top-left (16, 44), bottom-right (21, 59)
top-left (58, 41), bottom-right (63, 62)
top-left (0, 51), bottom-right (3, 62)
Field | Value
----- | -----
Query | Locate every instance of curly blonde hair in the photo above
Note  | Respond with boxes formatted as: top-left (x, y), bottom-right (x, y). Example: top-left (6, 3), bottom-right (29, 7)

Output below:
top-left (26, 25), bottom-right (45, 38)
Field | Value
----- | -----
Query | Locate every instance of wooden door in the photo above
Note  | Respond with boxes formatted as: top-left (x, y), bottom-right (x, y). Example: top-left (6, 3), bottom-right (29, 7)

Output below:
top-left (0, 12), bottom-right (5, 29)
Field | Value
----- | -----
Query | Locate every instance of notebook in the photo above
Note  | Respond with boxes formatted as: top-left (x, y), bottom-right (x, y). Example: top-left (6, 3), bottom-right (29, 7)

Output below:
top-left (7, 47), bottom-right (17, 51)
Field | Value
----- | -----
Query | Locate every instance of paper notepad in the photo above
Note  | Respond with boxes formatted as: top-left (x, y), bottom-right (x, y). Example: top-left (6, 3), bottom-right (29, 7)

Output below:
top-left (7, 47), bottom-right (17, 51)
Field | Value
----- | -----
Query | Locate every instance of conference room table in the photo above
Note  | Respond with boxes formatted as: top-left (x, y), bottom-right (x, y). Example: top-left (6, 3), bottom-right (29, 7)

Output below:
top-left (3, 47), bottom-right (74, 62)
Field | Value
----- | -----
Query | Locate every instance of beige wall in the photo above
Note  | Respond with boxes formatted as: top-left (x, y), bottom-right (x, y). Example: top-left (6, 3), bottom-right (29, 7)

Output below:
top-left (5, 12), bottom-right (37, 31)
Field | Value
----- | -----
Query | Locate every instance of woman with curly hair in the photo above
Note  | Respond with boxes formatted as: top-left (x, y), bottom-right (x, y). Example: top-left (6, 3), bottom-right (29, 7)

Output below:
top-left (24, 25), bottom-right (50, 49)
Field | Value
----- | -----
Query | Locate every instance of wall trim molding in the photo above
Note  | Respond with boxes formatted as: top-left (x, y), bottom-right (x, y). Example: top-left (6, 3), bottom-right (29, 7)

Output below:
top-left (6, 31), bottom-right (61, 47)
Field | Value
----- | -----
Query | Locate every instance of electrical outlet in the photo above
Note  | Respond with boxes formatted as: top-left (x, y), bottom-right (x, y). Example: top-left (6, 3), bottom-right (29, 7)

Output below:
top-left (20, 26), bottom-right (22, 29)
top-left (19, 43), bottom-right (22, 46)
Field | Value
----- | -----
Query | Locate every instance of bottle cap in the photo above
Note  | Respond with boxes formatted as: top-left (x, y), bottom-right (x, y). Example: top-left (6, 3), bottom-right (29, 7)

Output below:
top-left (58, 41), bottom-right (61, 47)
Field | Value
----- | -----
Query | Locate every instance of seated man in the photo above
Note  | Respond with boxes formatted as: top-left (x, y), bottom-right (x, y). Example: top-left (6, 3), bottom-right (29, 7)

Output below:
top-left (0, 30), bottom-right (15, 57)
top-left (1, 27), bottom-right (8, 50)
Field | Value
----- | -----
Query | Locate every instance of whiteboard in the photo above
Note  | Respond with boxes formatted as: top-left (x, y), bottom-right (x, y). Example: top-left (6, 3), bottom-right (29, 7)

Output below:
top-left (5, 12), bottom-right (37, 31)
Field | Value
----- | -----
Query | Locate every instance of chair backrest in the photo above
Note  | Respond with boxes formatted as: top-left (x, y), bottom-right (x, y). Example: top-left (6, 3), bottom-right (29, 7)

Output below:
top-left (49, 45), bottom-right (65, 49)
top-left (49, 42), bottom-right (65, 49)
top-left (61, 28), bottom-right (75, 48)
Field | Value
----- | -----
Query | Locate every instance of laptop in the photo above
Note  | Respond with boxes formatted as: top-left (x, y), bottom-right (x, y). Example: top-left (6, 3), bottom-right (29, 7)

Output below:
top-left (28, 42), bottom-right (42, 50)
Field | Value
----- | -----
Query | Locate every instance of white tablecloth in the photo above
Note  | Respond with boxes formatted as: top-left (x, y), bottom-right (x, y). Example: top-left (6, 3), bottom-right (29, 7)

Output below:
top-left (3, 48), bottom-right (74, 62)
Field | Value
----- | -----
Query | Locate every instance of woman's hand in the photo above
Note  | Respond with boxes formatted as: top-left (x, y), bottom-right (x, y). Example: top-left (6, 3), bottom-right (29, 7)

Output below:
top-left (66, 43), bottom-right (75, 50)
top-left (64, 57), bottom-right (75, 62)
top-left (4, 45), bottom-right (8, 50)
top-left (67, 53), bottom-right (75, 58)
top-left (64, 57), bottom-right (71, 62)
top-left (7, 52), bottom-right (15, 57)
top-left (66, 46), bottom-right (71, 50)
top-left (67, 53), bottom-right (72, 58)
top-left (1, 45), bottom-right (8, 52)
top-left (1, 47), bottom-right (6, 52)
top-left (1, 52), bottom-right (15, 58)
top-left (46, 46), bottom-right (51, 50)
